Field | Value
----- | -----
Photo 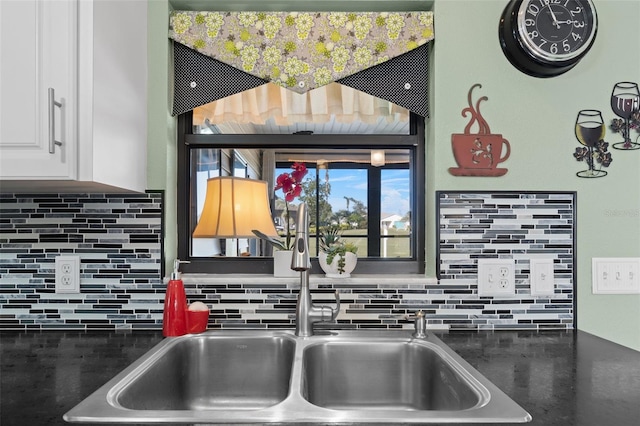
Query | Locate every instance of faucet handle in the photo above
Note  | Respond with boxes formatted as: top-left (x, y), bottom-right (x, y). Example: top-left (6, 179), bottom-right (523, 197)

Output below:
top-left (330, 290), bottom-right (340, 321)
top-left (320, 290), bottom-right (341, 322)
top-left (405, 310), bottom-right (427, 339)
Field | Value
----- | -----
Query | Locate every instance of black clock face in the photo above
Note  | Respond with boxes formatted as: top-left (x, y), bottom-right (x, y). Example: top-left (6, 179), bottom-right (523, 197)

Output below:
top-left (517, 0), bottom-right (597, 63)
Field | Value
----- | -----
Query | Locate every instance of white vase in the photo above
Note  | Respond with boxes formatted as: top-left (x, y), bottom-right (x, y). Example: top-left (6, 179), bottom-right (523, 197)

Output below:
top-left (318, 252), bottom-right (357, 278)
top-left (273, 250), bottom-right (298, 278)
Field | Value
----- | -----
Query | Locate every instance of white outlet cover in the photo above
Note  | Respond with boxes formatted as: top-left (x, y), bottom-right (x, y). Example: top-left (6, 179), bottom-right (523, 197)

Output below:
top-left (55, 255), bottom-right (81, 294)
top-left (477, 259), bottom-right (516, 297)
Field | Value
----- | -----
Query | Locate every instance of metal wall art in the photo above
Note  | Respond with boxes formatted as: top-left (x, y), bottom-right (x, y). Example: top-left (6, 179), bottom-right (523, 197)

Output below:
top-left (573, 109), bottom-right (611, 178)
top-left (610, 81), bottom-right (640, 150)
top-left (449, 84), bottom-right (510, 176)
top-left (572, 80), bottom-right (639, 178)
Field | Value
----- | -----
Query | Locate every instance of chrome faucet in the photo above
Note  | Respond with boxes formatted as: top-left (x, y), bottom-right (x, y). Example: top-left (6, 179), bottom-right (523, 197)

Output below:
top-left (291, 202), bottom-right (340, 337)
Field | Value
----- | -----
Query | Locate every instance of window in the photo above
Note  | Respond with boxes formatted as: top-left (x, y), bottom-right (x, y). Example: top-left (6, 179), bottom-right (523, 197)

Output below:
top-left (177, 89), bottom-right (425, 275)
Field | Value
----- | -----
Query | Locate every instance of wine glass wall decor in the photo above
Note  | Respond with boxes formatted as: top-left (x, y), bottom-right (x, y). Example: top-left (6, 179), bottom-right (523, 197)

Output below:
top-left (610, 81), bottom-right (640, 150)
top-left (571, 81), bottom-right (640, 178)
top-left (573, 109), bottom-right (612, 178)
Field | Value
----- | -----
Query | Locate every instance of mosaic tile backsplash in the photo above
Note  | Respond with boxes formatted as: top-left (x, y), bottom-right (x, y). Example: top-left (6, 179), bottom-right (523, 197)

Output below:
top-left (0, 193), bottom-right (164, 330)
top-left (0, 191), bottom-right (575, 331)
top-left (437, 191), bottom-right (575, 330)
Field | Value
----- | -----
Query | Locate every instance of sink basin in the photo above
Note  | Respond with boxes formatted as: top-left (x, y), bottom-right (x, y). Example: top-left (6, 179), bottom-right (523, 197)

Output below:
top-left (116, 335), bottom-right (295, 410)
top-left (302, 340), bottom-right (480, 411)
top-left (64, 330), bottom-right (531, 424)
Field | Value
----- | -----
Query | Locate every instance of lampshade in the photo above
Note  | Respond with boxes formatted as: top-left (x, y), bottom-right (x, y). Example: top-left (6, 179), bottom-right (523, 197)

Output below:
top-left (193, 177), bottom-right (278, 238)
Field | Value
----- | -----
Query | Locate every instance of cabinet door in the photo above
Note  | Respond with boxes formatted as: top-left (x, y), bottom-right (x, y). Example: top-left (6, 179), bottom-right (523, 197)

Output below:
top-left (0, 0), bottom-right (77, 179)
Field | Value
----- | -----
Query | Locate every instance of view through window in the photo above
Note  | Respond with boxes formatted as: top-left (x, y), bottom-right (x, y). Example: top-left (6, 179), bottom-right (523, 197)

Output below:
top-left (189, 148), bottom-right (412, 260)
top-left (273, 152), bottom-right (411, 258)
top-left (177, 84), bottom-right (425, 274)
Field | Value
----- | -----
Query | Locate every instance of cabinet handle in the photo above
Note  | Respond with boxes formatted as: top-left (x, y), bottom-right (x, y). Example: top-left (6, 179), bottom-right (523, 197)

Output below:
top-left (48, 88), bottom-right (63, 154)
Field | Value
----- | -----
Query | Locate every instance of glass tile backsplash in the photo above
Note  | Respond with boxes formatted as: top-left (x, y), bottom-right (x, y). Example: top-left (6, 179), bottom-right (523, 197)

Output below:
top-left (437, 191), bottom-right (575, 330)
top-left (0, 191), bottom-right (574, 331)
top-left (0, 193), bottom-right (164, 330)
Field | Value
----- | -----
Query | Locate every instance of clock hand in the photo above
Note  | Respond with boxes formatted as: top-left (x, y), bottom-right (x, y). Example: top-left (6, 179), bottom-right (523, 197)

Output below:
top-left (547, 5), bottom-right (560, 29)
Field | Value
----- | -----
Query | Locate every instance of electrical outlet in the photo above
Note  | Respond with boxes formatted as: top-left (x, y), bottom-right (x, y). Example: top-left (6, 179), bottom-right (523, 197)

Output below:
top-left (592, 258), bottom-right (640, 294)
top-left (477, 259), bottom-right (515, 297)
top-left (530, 258), bottom-right (555, 295)
top-left (55, 255), bottom-right (80, 294)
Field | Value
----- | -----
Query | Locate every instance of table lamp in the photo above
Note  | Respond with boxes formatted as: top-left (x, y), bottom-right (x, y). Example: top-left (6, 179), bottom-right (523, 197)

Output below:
top-left (193, 177), bottom-right (278, 241)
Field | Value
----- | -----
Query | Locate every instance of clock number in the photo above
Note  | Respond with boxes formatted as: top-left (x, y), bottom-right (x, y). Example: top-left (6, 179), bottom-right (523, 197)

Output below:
top-left (572, 32), bottom-right (582, 42)
top-left (527, 4), bottom-right (540, 15)
top-left (538, 0), bottom-right (562, 6)
top-left (563, 39), bottom-right (571, 52)
top-left (550, 43), bottom-right (558, 54)
top-left (569, 6), bottom-right (583, 16)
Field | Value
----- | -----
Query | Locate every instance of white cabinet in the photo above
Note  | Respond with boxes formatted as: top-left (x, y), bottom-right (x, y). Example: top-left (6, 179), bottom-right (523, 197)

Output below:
top-left (0, 0), bottom-right (147, 193)
top-left (76, 0), bottom-right (147, 193)
top-left (0, 0), bottom-right (78, 181)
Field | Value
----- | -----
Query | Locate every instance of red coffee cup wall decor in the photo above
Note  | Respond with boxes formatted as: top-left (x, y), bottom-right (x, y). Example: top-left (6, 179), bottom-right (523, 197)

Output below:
top-left (449, 84), bottom-right (510, 177)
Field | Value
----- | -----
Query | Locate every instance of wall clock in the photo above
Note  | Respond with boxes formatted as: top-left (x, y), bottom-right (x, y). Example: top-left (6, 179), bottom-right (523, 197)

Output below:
top-left (499, 0), bottom-right (598, 78)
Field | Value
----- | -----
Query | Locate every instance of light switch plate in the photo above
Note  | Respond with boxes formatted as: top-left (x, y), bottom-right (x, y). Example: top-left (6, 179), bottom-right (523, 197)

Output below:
top-left (592, 257), bottom-right (640, 294)
top-left (530, 258), bottom-right (555, 296)
top-left (477, 259), bottom-right (515, 297)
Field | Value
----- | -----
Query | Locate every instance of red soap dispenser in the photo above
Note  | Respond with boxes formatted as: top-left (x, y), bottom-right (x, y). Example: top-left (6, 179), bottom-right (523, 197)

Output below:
top-left (162, 259), bottom-right (189, 337)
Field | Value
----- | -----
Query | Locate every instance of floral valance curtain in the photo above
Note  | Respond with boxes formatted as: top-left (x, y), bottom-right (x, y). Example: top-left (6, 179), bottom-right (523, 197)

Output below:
top-left (170, 11), bottom-right (434, 93)
top-left (169, 11), bottom-right (434, 118)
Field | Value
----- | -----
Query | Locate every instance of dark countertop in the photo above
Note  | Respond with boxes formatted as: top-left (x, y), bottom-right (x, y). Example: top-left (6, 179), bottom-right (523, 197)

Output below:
top-left (1, 330), bottom-right (639, 426)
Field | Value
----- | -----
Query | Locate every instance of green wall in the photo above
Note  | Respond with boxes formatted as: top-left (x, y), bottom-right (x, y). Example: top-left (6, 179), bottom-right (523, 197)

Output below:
top-left (148, 0), bottom-right (177, 268)
top-left (148, 0), bottom-right (640, 350)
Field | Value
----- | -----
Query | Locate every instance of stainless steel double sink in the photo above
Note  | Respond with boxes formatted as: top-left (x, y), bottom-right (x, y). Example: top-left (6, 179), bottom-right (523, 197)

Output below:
top-left (64, 330), bottom-right (531, 424)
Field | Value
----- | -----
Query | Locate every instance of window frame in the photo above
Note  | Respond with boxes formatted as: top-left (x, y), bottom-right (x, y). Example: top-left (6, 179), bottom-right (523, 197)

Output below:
top-left (177, 110), bottom-right (426, 275)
